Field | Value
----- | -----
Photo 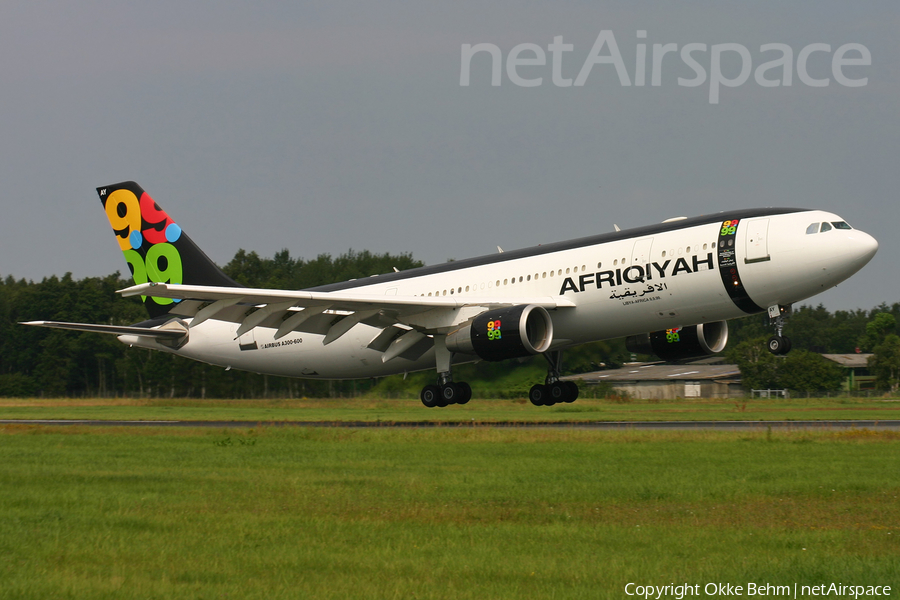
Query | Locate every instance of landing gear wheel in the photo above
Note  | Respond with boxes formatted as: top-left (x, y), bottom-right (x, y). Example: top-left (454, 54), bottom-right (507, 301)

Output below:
top-left (529, 384), bottom-right (549, 406)
top-left (550, 382), bottom-right (567, 404)
top-left (456, 382), bottom-right (472, 405)
top-left (563, 381), bottom-right (579, 403)
top-left (441, 382), bottom-right (460, 405)
top-left (767, 335), bottom-right (791, 356)
top-left (420, 384), bottom-right (441, 408)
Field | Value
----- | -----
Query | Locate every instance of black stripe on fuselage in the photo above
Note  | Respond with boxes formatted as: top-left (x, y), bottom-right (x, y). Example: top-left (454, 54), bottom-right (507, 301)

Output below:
top-left (309, 207), bottom-right (807, 294)
top-left (715, 218), bottom-right (765, 314)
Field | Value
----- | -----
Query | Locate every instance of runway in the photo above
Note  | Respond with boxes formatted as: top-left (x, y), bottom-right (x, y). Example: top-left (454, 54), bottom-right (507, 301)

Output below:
top-left (2, 419), bottom-right (900, 430)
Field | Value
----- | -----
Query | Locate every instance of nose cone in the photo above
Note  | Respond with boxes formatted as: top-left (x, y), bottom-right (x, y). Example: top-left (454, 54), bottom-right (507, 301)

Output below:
top-left (827, 229), bottom-right (878, 285)
top-left (849, 230), bottom-right (879, 267)
top-left (814, 228), bottom-right (879, 290)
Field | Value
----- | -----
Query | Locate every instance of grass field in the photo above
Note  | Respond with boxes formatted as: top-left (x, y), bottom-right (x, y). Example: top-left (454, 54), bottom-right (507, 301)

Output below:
top-left (1, 395), bottom-right (899, 423)
top-left (0, 423), bottom-right (898, 599)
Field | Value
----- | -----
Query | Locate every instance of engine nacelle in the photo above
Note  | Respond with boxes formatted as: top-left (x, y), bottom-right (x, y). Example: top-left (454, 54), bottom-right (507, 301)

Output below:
top-left (445, 305), bottom-right (553, 362)
top-left (625, 321), bottom-right (728, 361)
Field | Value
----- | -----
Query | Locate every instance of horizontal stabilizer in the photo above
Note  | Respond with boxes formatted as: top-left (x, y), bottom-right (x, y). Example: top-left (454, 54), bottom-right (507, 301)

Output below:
top-left (21, 321), bottom-right (188, 339)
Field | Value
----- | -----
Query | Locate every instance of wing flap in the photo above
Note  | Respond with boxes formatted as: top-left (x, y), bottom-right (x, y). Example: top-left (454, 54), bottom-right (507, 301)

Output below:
top-left (382, 330), bottom-right (429, 363)
top-left (367, 326), bottom-right (406, 352)
top-left (274, 305), bottom-right (330, 340)
top-left (398, 336), bottom-right (434, 362)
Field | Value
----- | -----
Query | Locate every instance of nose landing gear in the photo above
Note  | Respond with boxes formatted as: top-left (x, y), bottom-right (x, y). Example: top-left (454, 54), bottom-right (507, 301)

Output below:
top-left (767, 304), bottom-right (793, 355)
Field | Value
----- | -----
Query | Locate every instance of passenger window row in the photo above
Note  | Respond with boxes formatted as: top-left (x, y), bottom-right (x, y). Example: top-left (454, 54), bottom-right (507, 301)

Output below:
top-left (421, 264), bottom-right (591, 297)
top-left (661, 242), bottom-right (716, 258)
top-left (418, 239), bottom-right (720, 297)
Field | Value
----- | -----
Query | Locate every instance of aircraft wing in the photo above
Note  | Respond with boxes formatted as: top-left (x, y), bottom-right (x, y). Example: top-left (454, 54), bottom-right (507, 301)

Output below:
top-left (119, 282), bottom-right (575, 344)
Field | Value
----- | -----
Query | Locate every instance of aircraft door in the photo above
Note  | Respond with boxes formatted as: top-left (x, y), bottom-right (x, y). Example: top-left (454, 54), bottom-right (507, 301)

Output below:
top-left (631, 237), bottom-right (654, 266)
top-left (745, 218), bottom-right (770, 263)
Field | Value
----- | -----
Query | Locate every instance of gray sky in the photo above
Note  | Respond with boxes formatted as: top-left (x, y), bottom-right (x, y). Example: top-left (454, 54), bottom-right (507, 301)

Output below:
top-left (0, 1), bottom-right (896, 311)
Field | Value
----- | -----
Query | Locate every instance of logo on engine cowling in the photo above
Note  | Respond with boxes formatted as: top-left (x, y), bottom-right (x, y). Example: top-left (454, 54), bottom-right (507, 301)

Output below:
top-left (487, 319), bottom-right (502, 340)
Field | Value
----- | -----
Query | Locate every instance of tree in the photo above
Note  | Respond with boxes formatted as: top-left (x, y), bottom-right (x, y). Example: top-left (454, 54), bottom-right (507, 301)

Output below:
top-left (726, 337), bottom-right (781, 390)
top-left (223, 248), bottom-right (424, 290)
top-left (869, 334), bottom-right (900, 393)
top-left (787, 304), bottom-right (834, 352)
top-left (728, 340), bottom-right (845, 394)
top-left (859, 312), bottom-right (897, 352)
top-left (779, 351), bottom-right (844, 394)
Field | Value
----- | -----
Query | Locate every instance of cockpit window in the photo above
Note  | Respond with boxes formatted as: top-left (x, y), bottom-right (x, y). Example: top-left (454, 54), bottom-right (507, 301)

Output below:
top-left (806, 223), bottom-right (819, 234)
top-left (832, 221), bottom-right (852, 230)
top-left (820, 222), bottom-right (833, 233)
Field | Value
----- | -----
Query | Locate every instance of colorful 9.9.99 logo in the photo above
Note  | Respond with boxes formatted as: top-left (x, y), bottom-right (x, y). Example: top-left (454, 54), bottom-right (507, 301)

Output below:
top-left (666, 328), bottom-right (682, 343)
top-left (487, 319), bottom-right (502, 341)
top-left (104, 188), bottom-right (184, 305)
top-left (720, 219), bottom-right (739, 236)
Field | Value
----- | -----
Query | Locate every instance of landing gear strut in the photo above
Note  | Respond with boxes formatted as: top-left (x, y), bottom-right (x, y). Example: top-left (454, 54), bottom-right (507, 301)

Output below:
top-left (529, 351), bottom-right (579, 406)
top-left (420, 336), bottom-right (472, 408)
top-left (767, 304), bottom-right (793, 356)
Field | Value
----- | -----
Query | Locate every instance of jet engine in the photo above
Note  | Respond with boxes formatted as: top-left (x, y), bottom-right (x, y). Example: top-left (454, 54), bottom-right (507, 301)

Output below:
top-left (445, 305), bottom-right (553, 361)
top-left (625, 321), bottom-right (728, 361)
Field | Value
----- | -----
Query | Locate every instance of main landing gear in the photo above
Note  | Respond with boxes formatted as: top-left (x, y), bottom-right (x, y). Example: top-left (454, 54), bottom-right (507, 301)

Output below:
top-left (420, 378), bottom-right (472, 408)
top-left (417, 338), bottom-right (579, 408)
top-left (420, 336), bottom-right (473, 408)
top-left (767, 304), bottom-right (793, 356)
top-left (529, 351), bottom-right (579, 406)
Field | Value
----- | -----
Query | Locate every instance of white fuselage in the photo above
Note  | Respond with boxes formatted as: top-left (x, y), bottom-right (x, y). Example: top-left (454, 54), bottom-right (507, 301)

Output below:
top-left (127, 209), bottom-right (877, 379)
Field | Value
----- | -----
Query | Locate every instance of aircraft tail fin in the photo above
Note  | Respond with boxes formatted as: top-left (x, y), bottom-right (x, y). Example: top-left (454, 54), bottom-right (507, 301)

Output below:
top-left (97, 181), bottom-right (240, 319)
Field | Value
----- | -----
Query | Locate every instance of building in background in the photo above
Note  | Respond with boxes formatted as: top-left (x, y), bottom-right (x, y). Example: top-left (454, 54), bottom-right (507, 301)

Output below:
top-left (569, 359), bottom-right (743, 400)
top-left (821, 354), bottom-right (875, 392)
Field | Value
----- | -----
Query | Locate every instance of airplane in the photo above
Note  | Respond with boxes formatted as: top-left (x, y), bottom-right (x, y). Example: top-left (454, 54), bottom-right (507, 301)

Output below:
top-left (24, 181), bottom-right (878, 407)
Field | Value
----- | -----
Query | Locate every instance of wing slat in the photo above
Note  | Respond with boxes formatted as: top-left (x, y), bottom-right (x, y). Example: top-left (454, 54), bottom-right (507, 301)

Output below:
top-left (191, 297), bottom-right (243, 328)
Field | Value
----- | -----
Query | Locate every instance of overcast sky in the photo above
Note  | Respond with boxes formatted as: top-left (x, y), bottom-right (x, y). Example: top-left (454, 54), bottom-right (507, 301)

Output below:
top-left (0, 1), bottom-right (896, 311)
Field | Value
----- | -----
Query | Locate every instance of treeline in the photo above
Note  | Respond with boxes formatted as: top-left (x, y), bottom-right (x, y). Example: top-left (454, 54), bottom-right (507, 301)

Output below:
top-left (0, 247), bottom-right (897, 397)
top-left (725, 307), bottom-right (900, 393)
top-left (224, 248), bottom-right (423, 290)
top-left (725, 304), bottom-right (900, 355)
top-left (0, 249), bottom-right (423, 398)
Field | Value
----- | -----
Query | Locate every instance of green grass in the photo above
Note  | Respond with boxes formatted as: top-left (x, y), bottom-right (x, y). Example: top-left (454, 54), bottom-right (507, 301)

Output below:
top-left (1, 395), bottom-right (899, 423)
top-left (0, 425), bottom-right (898, 599)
